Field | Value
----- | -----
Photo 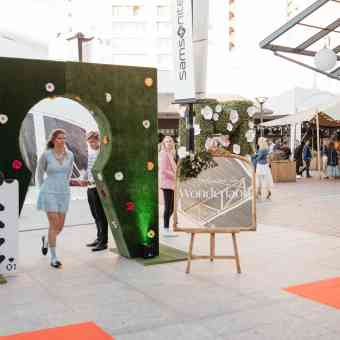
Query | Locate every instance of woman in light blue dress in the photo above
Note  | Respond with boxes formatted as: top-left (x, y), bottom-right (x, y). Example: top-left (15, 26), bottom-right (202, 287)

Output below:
top-left (37, 129), bottom-right (74, 268)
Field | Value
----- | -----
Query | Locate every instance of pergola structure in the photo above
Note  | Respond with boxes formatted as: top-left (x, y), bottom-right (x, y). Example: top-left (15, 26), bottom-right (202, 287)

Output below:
top-left (260, 0), bottom-right (340, 80)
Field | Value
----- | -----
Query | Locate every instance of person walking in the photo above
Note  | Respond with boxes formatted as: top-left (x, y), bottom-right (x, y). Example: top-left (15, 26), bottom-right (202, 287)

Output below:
top-left (255, 137), bottom-right (273, 200)
top-left (37, 129), bottom-right (74, 268)
top-left (159, 136), bottom-right (177, 236)
top-left (321, 141), bottom-right (329, 178)
top-left (302, 140), bottom-right (312, 178)
top-left (294, 140), bottom-right (304, 178)
top-left (83, 131), bottom-right (108, 251)
top-left (326, 142), bottom-right (338, 180)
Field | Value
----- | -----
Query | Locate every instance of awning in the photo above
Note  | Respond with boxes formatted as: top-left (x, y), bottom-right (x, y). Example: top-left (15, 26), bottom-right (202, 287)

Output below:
top-left (260, 0), bottom-right (340, 81)
top-left (261, 99), bottom-right (340, 127)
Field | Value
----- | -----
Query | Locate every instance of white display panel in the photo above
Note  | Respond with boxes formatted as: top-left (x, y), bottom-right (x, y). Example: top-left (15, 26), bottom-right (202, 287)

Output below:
top-left (0, 180), bottom-right (19, 275)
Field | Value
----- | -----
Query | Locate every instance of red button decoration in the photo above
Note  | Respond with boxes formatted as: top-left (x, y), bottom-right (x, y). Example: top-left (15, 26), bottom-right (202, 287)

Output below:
top-left (12, 160), bottom-right (23, 171)
top-left (126, 201), bottom-right (135, 212)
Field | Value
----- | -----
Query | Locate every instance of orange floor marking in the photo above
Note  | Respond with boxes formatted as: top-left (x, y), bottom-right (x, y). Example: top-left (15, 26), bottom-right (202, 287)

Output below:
top-left (284, 277), bottom-right (340, 309)
top-left (3, 322), bottom-right (113, 340)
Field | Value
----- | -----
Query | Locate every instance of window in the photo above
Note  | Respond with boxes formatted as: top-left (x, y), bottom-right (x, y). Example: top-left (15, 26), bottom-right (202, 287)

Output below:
top-left (112, 54), bottom-right (148, 67)
top-left (112, 5), bottom-right (144, 17)
top-left (157, 54), bottom-right (172, 70)
top-left (111, 38), bottom-right (146, 53)
top-left (112, 22), bottom-right (147, 36)
top-left (157, 22), bottom-right (171, 36)
top-left (157, 5), bottom-right (170, 18)
top-left (156, 38), bottom-right (172, 51)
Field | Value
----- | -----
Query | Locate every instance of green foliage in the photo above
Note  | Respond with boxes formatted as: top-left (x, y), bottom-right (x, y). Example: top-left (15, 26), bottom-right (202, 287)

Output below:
top-left (179, 100), bottom-right (255, 156)
top-left (179, 151), bottom-right (218, 180)
top-left (178, 100), bottom-right (256, 180)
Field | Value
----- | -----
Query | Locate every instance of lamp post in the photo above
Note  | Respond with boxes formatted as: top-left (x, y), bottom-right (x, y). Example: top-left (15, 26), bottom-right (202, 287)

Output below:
top-left (256, 96), bottom-right (268, 137)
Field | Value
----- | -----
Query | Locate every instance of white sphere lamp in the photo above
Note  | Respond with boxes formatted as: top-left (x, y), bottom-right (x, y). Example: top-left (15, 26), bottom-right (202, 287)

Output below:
top-left (314, 47), bottom-right (337, 71)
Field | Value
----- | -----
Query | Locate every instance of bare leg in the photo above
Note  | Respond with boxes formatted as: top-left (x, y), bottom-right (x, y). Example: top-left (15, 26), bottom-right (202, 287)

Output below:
top-left (47, 212), bottom-right (59, 247)
top-left (56, 213), bottom-right (66, 235)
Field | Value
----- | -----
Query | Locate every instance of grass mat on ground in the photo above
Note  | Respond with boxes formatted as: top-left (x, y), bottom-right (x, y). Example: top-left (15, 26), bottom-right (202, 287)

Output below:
top-left (111, 243), bottom-right (187, 266)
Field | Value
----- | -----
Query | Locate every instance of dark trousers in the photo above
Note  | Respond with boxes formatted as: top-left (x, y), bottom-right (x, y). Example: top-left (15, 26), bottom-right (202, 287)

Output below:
top-left (162, 189), bottom-right (174, 229)
top-left (302, 160), bottom-right (311, 177)
top-left (87, 187), bottom-right (108, 245)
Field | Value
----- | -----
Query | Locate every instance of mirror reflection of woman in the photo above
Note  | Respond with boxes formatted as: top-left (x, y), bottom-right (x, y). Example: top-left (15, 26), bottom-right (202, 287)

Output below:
top-left (159, 136), bottom-right (177, 236)
top-left (37, 129), bottom-right (74, 268)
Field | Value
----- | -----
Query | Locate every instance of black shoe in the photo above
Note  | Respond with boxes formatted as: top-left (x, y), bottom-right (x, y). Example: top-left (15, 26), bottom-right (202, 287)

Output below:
top-left (92, 244), bottom-right (108, 252)
top-left (86, 240), bottom-right (99, 247)
top-left (41, 236), bottom-right (48, 256)
top-left (50, 260), bottom-right (62, 268)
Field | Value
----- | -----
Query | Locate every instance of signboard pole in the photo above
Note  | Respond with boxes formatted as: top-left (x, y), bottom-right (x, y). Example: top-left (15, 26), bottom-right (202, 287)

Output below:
top-left (186, 103), bottom-right (195, 154)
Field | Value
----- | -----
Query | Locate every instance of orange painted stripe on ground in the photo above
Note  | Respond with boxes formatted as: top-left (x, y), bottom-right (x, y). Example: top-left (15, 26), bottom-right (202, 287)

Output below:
top-left (284, 277), bottom-right (340, 309)
top-left (3, 322), bottom-right (113, 340)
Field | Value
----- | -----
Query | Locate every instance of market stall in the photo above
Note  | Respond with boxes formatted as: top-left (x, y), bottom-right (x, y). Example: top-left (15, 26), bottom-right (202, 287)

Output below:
top-left (261, 99), bottom-right (340, 179)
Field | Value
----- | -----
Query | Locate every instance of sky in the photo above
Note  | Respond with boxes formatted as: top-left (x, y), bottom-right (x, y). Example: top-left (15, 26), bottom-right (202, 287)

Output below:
top-left (0, 0), bottom-right (339, 100)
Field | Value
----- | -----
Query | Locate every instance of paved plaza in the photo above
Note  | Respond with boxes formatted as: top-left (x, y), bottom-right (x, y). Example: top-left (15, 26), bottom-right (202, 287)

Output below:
top-left (2, 178), bottom-right (340, 339)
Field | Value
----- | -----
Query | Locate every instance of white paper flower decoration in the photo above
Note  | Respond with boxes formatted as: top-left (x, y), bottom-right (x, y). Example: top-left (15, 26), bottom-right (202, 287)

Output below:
top-left (230, 110), bottom-right (239, 124)
top-left (201, 105), bottom-right (213, 120)
top-left (114, 171), bottom-right (124, 181)
top-left (248, 121), bottom-right (254, 129)
top-left (105, 92), bottom-right (112, 103)
top-left (97, 173), bottom-right (103, 181)
top-left (0, 114), bottom-right (8, 125)
top-left (194, 124), bottom-right (201, 136)
top-left (247, 106), bottom-right (257, 117)
top-left (45, 82), bottom-right (55, 93)
top-left (245, 129), bottom-right (256, 143)
top-left (215, 104), bottom-right (222, 113)
top-left (178, 146), bottom-right (188, 159)
top-left (143, 120), bottom-right (150, 129)
top-left (233, 144), bottom-right (241, 155)
top-left (212, 113), bottom-right (219, 121)
top-left (227, 123), bottom-right (233, 131)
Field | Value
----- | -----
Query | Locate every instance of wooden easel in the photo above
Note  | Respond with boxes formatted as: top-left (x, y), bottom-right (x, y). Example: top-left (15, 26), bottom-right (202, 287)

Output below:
top-left (185, 231), bottom-right (241, 274)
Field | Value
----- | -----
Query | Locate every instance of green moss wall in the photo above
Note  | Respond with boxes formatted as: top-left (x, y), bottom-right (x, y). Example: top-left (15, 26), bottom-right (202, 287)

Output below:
top-left (0, 57), bottom-right (158, 258)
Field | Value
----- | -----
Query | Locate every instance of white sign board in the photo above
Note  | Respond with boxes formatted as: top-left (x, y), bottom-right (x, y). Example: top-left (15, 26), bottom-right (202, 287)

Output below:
top-left (0, 180), bottom-right (19, 275)
top-left (172, 0), bottom-right (196, 101)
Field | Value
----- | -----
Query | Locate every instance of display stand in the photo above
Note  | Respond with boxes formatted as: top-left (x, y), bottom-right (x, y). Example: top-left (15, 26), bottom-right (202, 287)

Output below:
top-left (185, 231), bottom-right (241, 274)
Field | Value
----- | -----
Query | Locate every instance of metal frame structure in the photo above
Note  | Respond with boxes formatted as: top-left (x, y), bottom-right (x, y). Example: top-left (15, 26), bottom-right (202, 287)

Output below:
top-left (260, 0), bottom-right (340, 80)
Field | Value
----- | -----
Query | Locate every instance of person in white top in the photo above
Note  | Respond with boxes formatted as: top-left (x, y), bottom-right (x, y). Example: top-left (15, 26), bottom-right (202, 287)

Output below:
top-left (82, 131), bottom-right (108, 252)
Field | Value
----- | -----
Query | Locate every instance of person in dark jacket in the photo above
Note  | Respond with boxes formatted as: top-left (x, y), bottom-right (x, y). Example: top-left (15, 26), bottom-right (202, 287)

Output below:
top-left (326, 142), bottom-right (338, 179)
top-left (302, 140), bottom-right (312, 178)
top-left (294, 141), bottom-right (304, 177)
top-left (280, 141), bottom-right (291, 160)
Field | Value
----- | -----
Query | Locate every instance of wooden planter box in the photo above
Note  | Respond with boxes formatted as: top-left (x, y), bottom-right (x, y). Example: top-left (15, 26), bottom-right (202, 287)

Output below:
top-left (271, 160), bottom-right (296, 182)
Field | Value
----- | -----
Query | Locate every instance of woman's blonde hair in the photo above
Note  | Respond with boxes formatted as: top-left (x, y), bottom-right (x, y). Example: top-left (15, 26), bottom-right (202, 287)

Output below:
top-left (160, 136), bottom-right (176, 157)
top-left (258, 137), bottom-right (269, 150)
top-left (46, 128), bottom-right (66, 149)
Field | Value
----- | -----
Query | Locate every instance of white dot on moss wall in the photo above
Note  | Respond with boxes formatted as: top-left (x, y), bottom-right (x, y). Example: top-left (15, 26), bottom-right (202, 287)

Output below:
top-left (97, 173), bottom-right (103, 181)
top-left (45, 82), bottom-right (55, 93)
top-left (143, 120), bottom-right (150, 129)
top-left (105, 93), bottom-right (112, 103)
top-left (0, 114), bottom-right (8, 125)
top-left (114, 172), bottom-right (124, 181)
top-left (227, 123), bottom-right (233, 132)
